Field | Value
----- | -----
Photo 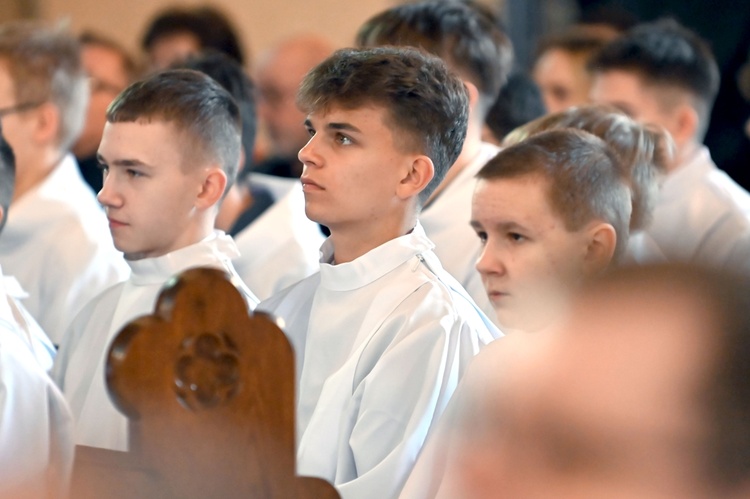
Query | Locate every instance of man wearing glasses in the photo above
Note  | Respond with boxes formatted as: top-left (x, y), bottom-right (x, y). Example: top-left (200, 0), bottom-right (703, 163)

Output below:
top-left (0, 21), bottom-right (128, 347)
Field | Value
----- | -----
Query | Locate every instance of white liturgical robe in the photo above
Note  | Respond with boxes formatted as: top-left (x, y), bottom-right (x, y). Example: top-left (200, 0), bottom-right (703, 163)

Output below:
top-left (233, 182), bottom-right (324, 300)
top-left (0, 265), bottom-right (55, 371)
top-left (0, 292), bottom-right (73, 498)
top-left (259, 223), bottom-right (501, 499)
top-left (628, 145), bottom-right (750, 271)
top-left (420, 142), bottom-right (500, 323)
top-left (53, 232), bottom-right (258, 451)
top-left (0, 154), bottom-right (129, 344)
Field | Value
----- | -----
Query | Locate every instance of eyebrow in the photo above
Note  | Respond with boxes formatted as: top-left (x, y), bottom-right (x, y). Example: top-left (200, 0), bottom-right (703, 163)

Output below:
top-left (96, 153), bottom-right (153, 168)
top-left (304, 118), bottom-right (362, 134)
top-left (470, 219), bottom-right (529, 232)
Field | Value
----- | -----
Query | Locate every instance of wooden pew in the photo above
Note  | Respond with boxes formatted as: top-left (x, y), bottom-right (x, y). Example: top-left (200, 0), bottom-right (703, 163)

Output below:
top-left (70, 267), bottom-right (339, 499)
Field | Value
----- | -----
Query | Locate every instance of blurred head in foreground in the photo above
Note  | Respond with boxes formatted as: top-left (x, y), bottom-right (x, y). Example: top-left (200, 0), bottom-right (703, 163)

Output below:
top-left (455, 263), bottom-right (750, 498)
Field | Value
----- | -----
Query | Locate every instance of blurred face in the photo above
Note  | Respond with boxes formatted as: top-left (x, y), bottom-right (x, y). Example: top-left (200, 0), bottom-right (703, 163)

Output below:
top-left (256, 54), bottom-right (314, 159)
top-left (590, 70), bottom-right (681, 144)
top-left (298, 105), bottom-right (420, 236)
top-left (533, 49), bottom-right (591, 114)
top-left (0, 59), bottom-right (40, 175)
top-left (454, 286), bottom-right (716, 499)
top-left (74, 44), bottom-right (130, 158)
top-left (148, 32), bottom-right (201, 72)
top-left (97, 120), bottom-right (206, 260)
top-left (471, 176), bottom-right (591, 332)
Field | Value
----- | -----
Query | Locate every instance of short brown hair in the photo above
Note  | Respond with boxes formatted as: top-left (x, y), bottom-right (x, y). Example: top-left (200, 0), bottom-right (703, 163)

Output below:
top-left (106, 69), bottom-right (241, 192)
top-left (0, 21), bottom-right (88, 152)
top-left (297, 46), bottom-right (468, 204)
top-left (504, 105), bottom-right (672, 231)
top-left (479, 129), bottom-right (631, 261)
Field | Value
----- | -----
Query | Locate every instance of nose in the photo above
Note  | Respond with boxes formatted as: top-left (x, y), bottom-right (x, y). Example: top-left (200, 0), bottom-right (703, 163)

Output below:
top-left (475, 239), bottom-right (506, 277)
top-left (96, 170), bottom-right (122, 209)
top-left (297, 134), bottom-right (321, 168)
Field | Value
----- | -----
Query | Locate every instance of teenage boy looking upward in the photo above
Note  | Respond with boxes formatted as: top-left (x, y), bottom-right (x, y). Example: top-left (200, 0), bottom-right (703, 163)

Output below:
top-left (54, 70), bottom-right (259, 452)
top-left (259, 47), bottom-right (499, 499)
top-left (356, 0), bottom-right (513, 321)
top-left (589, 19), bottom-right (750, 270)
top-left (0, 22), bottom-right (127, 345)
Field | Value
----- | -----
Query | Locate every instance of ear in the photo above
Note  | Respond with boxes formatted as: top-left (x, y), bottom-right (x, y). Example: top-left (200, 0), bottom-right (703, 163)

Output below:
top-left (464, 80), bottom-right (481, 115)
top-left (668, 102), bottom-right (699, 148)
top-left (395, 155), bottom-right (434, 201)
top-left (31, 102), bottom-right (61, 146)
top-left (582, 222), bottom-right (617, 276)
top-left (195, 167), bottom-right (228, 210)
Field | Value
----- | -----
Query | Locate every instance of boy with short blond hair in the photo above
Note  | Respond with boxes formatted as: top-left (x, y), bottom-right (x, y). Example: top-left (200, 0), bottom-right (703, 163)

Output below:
top-left (54, 69), bottom-right (258, 452)
top-left (259, 46), bottom-right (499, 499)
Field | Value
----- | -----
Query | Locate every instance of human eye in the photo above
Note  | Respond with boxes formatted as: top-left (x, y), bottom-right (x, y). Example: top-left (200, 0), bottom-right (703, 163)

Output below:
top-left (508, 232), bottom-right (526, 243)
top-left (126, 168), bottom-right (144, 178)
top-left (474, 229), bottom-right (488, 245)
top-left (96, 162), bottom-right (109, 173)
top-left (305, 124), bottom-right (316, 137)
top-left (335, 133), bottom-right (353, 145)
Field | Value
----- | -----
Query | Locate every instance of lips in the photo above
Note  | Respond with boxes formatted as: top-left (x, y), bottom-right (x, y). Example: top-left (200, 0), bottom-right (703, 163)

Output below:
top-left (300, 176), bottom-right (324, 191)
top-left (486, 290), bottom-right (509, 304)
top-left (107, 217), bottom-right (127, 229)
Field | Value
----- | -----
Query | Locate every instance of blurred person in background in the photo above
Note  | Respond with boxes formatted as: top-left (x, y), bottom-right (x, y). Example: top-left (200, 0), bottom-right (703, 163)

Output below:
top-left (253, 33), bottom-right (335, 179)
top-left (73, 31), bottom-right (137, 193)
top-left (141, 5), bottom-right (245, 72)
top-left (532, 25), bottom-right (618, 114)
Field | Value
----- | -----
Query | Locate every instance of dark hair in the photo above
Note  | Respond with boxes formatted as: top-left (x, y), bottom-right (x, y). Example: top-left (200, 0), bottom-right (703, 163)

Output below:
top-left (174, 50), bottom-right (256, 176)
top-left (0, 21), bottom-right (88, 152)
top-left (297, 46), bottom-right (468, 204)
top-left (485, 72), bottom-right (546, 142)
top-left (479, 129), bottom-right (631, 261)
top-left (79, 30), bottom-right (139, 82)
top-left (534, 24), bottom-right (617, 65)
top-left (142, 5), bottom-right (245, 65)
top-left (588, 18), bottom-right (720, 132)
top-left (106, 69), bottom-right (241, 192)
top-left (504, 105), bottom-right (672, 232)
top-left (355, 0), bottom-right (512, 120)
top-left (0, 123), bottom-right (15, 233)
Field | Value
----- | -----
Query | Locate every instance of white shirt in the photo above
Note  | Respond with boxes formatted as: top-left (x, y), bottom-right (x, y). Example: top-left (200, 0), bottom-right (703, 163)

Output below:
top-left (0, 154), bottom-right (129, 344)
top-left (0, 297), bottom-right (74, 498)
top-left (259, 224), bottom-right (501, 499)
top-left (0, 265), bottom-right (55, 371)
top-left (54, 232), bottom-right (258, 451)
top-left (420, 142), bottom-right (500, 322)
top-left (233, 182), bottom-right (324, 300)
top-left (629, 145), bottom-right (750, 271)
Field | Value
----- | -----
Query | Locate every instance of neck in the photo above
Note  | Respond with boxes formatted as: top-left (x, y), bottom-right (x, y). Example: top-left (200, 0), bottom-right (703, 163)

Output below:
top-left (12, 149), bottom-right (64, 203)
top-left (425, 118), bottom-right (483, 205)
top-left (328, 211), bottom-right (417, 265)
top-left (667, 140), bottom-right (700, 175)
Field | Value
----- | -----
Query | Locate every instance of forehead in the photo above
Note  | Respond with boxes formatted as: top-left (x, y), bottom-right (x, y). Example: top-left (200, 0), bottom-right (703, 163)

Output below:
top-left (590, 70), bottom-right (665, 117)
top-left (473, 175), bottom-right (563, 225)
top-left (99, 119), bottom-right (188, 159)
top-left (82, 44), bottom-right (127, 74)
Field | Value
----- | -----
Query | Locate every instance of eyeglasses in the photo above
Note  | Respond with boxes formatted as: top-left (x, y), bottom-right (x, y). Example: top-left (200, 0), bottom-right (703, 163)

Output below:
top-left (0, 101), bottom-right (45, 119)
